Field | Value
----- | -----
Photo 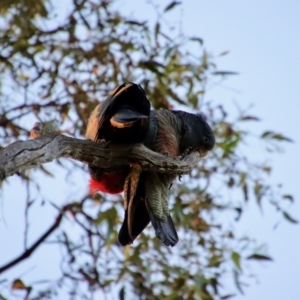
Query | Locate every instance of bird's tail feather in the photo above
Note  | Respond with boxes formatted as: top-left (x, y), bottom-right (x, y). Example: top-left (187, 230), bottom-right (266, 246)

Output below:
top-left (147, 207), bottom-right (178, 247)
top-left (118, 198), bottom-right (150, 246)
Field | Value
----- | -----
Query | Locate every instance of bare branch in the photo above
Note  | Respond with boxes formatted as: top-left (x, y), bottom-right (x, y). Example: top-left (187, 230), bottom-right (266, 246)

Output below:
top-left (0, 204), bottom-right (74, 274)
top-left (0, 133), bottom-right (201, 181)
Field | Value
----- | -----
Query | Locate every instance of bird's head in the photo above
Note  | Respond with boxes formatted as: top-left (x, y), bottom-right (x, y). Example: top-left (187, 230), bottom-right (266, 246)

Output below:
top-left (180, 112), bottom-right (215, 157)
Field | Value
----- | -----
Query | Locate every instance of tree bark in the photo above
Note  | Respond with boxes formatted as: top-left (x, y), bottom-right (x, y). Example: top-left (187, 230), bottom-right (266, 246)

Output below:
top-left (0, 133), bottom-right (201, 181)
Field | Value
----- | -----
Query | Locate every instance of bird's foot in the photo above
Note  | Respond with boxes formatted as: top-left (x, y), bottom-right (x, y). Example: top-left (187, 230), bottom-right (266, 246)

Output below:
top-left (180, 147), bottom-right (194, 159)
top-left (96, 138), bottom-right (108, 144)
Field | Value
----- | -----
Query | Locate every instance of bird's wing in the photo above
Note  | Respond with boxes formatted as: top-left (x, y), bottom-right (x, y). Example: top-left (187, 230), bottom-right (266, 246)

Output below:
top-left (86, 103), bottom-right (102, 141)
top-left (96, 83), bottom-right (150, 138)
top-left (95, 83), bottom-right (129, 138)
top-left (118, 173), bottom-right (150, 246)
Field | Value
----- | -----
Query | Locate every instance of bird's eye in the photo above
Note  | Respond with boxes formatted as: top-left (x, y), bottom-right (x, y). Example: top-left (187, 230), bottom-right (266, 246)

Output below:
top-left (203, 136), bottom-right (209, 144)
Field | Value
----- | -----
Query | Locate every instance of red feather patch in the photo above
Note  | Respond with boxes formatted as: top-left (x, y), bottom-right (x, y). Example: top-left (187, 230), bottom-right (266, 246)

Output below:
top-left (89, 172), bottom-right (126, 195)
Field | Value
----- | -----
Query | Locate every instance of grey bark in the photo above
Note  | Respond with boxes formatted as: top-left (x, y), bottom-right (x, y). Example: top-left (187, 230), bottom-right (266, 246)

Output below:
top-left (0, 133), bottom-right (201, 181)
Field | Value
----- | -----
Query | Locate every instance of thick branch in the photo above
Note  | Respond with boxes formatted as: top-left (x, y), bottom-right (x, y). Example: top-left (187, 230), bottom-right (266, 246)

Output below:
top-left (0, 134), bottom-right (200, 180)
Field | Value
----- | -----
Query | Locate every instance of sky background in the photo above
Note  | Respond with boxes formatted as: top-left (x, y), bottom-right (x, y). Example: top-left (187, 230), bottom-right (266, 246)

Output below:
top-left (1, 0), bottom-right (300, 299)
top-left (165, 1), bottom-right (300, 299)
top-left (118, 0), bottom-right (300, 298)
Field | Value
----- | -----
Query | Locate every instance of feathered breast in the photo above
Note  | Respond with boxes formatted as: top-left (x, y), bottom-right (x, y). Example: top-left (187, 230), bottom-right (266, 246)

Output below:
top-left (153, 109), bottom-right (181, 156)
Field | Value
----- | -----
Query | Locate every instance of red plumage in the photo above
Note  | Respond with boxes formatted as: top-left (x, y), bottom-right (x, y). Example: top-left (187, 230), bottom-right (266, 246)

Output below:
top-left (89, 172), bottom-right (127, 195)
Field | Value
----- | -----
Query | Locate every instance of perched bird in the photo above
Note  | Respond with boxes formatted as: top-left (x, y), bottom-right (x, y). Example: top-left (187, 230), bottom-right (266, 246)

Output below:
top-left (86, 82), bottom-right (150, 195)
top-left (86, 83), bottom-right (215, 247)
top-left (118, 109), bottom-right (215, 246)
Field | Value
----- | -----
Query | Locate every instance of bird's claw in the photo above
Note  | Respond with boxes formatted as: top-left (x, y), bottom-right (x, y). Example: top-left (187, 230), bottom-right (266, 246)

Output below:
top-left (96, 138), bottom-right (108, 144)
top-left (180, 147), bottom-right (194, 159)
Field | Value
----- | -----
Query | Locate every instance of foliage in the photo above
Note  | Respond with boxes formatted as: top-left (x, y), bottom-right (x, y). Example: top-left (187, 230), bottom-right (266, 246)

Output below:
top-left (0, 0), bottom-right (295, 299)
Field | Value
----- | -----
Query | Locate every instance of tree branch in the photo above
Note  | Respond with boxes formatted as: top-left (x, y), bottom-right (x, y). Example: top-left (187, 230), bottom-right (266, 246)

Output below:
top-left (0, 204), bottom-right (73, 274)
top-left (0, 133), bottom-right (201, 181)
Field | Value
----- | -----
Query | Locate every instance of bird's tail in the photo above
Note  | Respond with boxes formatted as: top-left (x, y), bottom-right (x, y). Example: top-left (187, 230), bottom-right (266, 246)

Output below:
top-left (118, 170), bottom-right (150, 246)
top-left (118, 197), bottom-right (150, 246)
top-left (144, 172), bottom-right (179, 247)
top-left (146, 205), bottom-right (178, 247)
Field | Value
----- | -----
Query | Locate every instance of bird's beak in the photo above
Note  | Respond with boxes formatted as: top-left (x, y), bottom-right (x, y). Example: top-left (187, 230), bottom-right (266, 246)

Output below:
top-left (198, 148), bottom-right (209, 158)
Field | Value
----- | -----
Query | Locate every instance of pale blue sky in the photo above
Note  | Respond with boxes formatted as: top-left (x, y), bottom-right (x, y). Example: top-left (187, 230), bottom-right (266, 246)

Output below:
top-left (175, 1), bottom-right (300, 299)
top-left (122, 0), bottom-right (300, 299)
top-left (1, 0), bottom-right (300, 299)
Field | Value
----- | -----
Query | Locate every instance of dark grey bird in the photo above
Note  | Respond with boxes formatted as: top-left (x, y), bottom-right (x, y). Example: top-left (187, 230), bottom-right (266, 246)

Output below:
top-left (86, 83), bottom-right (215, 246)
top-left (118, 109), bottom-right (215, 246)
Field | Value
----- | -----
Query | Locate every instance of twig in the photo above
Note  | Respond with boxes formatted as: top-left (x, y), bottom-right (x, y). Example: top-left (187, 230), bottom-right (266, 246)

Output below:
top-left (0, 204), bottom-right (72, 274)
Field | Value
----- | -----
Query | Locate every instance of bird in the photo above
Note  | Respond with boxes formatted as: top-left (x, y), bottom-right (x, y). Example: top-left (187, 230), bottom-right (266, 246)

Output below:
top-left (118, 109), bottom-right (215, 247)
top-left (86, 82), bottom-right (150, 195)
top-left (86, 83), bottom-right (215, 247)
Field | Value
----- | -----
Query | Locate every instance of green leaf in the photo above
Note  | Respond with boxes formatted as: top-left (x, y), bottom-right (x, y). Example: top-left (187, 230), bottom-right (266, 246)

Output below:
top-left (94, 207), bottom-right (118, 226)
top-left (261, 131), bottom-right (293, 142)
top-left (261, 131), bottom-right (272, 138)
top-left (165, 293), bottom-right (181, 300)
top-left (254, 181), bottom-right (266, 209)
top-left (0, 293), bottom-right (8, 300)
top-left (282, 194), bottom-right (294, 203)
top-left (241, 115), bottom-right (260, 121)
top-left (242, 183), bottom-right (249, 202)
top-left (235, 207), bottom-right (242, 221)
top-left (164, 1), bottom-right (181, 12)
top-left (283, 211), bottom-right (298, 224)
top-left (247, 254), bottom-right (273, 261)
top-left (212, 71), bottom-right (239, 76)
top-left (208, 255), bottom-right (223, 267)
top-left (125, 20), bottom-right (147, 27)
top-left (219, 51), bottom-right (230, 56)
top-left (231, 251), bottom-right (241, 270)
top-left (221, 294), bottom-right (236, 299)
top-left (164, 47), bottom-right (174, 59)
top-left (140, 60), bottom-right (164, 75)
top-left (190, 37), bottom-right (204, 45)
top-left (155, 22), bottom-right (160, 41)
top-left (272, 134), bottom-right (293, 142)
